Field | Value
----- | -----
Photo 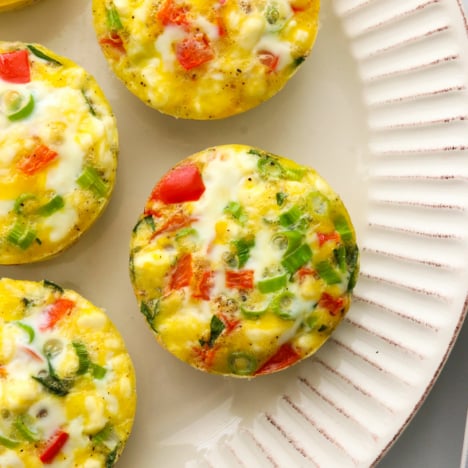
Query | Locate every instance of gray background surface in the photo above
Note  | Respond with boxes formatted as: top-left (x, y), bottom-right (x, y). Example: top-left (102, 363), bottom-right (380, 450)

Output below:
top-left (378, 4), bottom-right (468, 465)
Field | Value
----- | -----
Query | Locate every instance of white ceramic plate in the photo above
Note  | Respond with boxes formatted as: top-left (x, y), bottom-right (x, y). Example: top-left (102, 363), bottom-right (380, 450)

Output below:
top-left (1, 0), bottom-right (468, 466)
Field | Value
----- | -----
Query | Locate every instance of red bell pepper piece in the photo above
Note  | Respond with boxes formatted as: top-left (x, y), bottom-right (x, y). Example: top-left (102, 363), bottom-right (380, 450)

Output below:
top-left (0, 49), bottom-right (30, 84)
top-left (225, 270), bottom-right (254, 290)
top-left (39, 429), bottom-right (69, 464)
top-left (20, 346), bottom-right (43, 362)
top-left (318, 292), bottom-right (344, 316)
top-left (39, 298), bottom-right (75, 331)
top-left (99, 33), bottom-right (126, 54)
top-left (151, 163), bottom-right (205, 204)
top-left (255, 343), bottom-right (301, 376)
top-left (218, 312), bottom-right (240, 333)
top-left (168, 253), bottom-right (193, 290)
top-left (176, 34), bottom-right (214, 70)
top-left (151, 212), bottom-right (196, 237)
top-left (192, 269), bottom-right (214, 300)
top-left (317, 231), bottom-right (340, 247)
top-left (258, 50), bottom-right (279, 71)
top-left (17, 144), bottom-right (58, 176)
top-left (157, 0), bottom-right (189, 27)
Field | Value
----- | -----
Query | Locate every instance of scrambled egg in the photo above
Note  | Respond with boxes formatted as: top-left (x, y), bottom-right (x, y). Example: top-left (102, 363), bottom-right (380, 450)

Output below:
top-left (0, 41), bottom-right (118, 264)
top-left (0, 278), bottom-right (136, 467)
top-left (130, 144), bottom-right (359, 377)
top-left (92, 0), bottom-right (320, 119)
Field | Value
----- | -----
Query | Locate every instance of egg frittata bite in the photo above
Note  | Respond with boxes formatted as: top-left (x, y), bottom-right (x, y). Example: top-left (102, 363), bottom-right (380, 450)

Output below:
top-left (0, 0), bottom-right (38, 12)
top-left (0, 41), bottom-right (118, 265)
top-left (92, 0), bottom-right (320, 119)
top-left (129, 145), bottom-right (359, 377)
top-left (0, 278), bottom-right (136, 467)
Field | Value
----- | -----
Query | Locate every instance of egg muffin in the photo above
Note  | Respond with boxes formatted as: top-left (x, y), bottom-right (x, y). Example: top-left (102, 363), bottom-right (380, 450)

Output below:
top-left (92, 0), bottom-right (320, 119)
top-left (129, 145), bottom-right (359, 377)
top-left (0, 0), bottom-right (38, 12)
top-left (0, 278), bottom-right (136, 467)
top-left (0, 41), bottom-right (118, 265)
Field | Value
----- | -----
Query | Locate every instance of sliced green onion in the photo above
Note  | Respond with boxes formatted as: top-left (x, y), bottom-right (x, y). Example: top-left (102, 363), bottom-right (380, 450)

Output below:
top-left (272, 230), bottom-right (302, 255)
top-left (275, 192), bottom-right (287, 206)
top-left (281, 243), bottom-right (312, 275)
top-left (13, 414), bottom-right (39, 442)
top-left (77, 166), bottom-right (108, 197)
top-left (91, 363), bottom-right (107, 379)
top-left (15, 322), bottom-right (35, 343)
top-left (265, 5), bottom-right (280, 24)
top-left (175, 227), bottom-right (197, 240)
top-left (334, 215), bottom-right (353, 242)
top-left (223, 201), bottom-right (247, 224)
top-left (200, 315), bottom-right (225, 348)
top-left (257, 274), bottom-right (287, 294)
top-left (3, 91), bottom-right (35, 121)
top-left (233, 237), bottom-right (255, 268)
top-left (228, 352), bottom-right (257, 376)
top-left (105, 443), bottom-right (120, 468)
top-left (72, 342), bottom-right (90, 375)
top-left (13, 193), bottom-right (36, 214)
top-left (106, 4), bottom-right (123, 30)
top-left (315, 261), bottom-right (342, 285)
top-left (82, 89), bottom-right (97, 116)
top-left (270, 291), bottom-right (297, 319)
top-left (309, 191), bottom-right (330, 216)
top-left (43, 339), bottom-right (64, 358)
top-left (240, 305), bottom-right (267, 319)
top-left (27, 44), bottom-right (62, 65)
top-left (32, 357), bottom-right (72, 396)
top-left (43, 279), bottom-right (63, 293)
top-left (334, 245), bottom-right (347, 271)
top-left (7, 222), bottom-right (36, 249)
top-left (293, 56), bottom-right (306, 68)
top-left (278, 205), bottom-right (302, 227)
top-left (37, 195), bottom-right (64, 217)
top-left (92, 423), bottom-right (114, 445)
top-left (0, 434), bottom-right (20, 449)
top-left (257, 154), bottom-right (284, 178)
top-left (140, 299), bottom-right (159, 332)
top-left (132, 215), bottom-right (155, 234)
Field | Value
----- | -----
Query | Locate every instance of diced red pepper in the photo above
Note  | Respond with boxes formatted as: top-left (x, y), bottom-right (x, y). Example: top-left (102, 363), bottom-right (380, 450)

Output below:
top-left (99, 33), bottom-right (126, 54)
top-left (216, 14), bottom-right (227, 36)
top-left (318, 292), bottom-right (345, 316)
top-left (39, 298), bottom-right (75, 331)
top-left (193, 344), bottom-right (218, 368)
top-left (258, 50), bottom-right (279, 72)
top-left (150, 163), bottom-right (205, 204)
top-left (317, 231), bottom-right (341, 247)
top-left (17, 144), bottom-right (58, 176)
top-left (151, 212), bottom-right (196, 238)
top-left (225, 270), bottom-right (254, 290)
top-left (296, 267), bottom-right (317, 283)
top-left (255, 343), bottom-right (301, 376)
top-left (20, 346), bottom-right (43, 362)
top-left (0, 49), bottom-right (30, 84)
top-left (157, 0), bottom-right (189, 27)
top-left (192, 270), bottom-right (214, 300)
top-left (176, 34), bottom-right (214, 70)
top-left (39, 429), bottom-right (69, 464)
top-left (218, 312), bottom-right (240, 333)
top-left (168, 253), bottom-right (193, 290)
